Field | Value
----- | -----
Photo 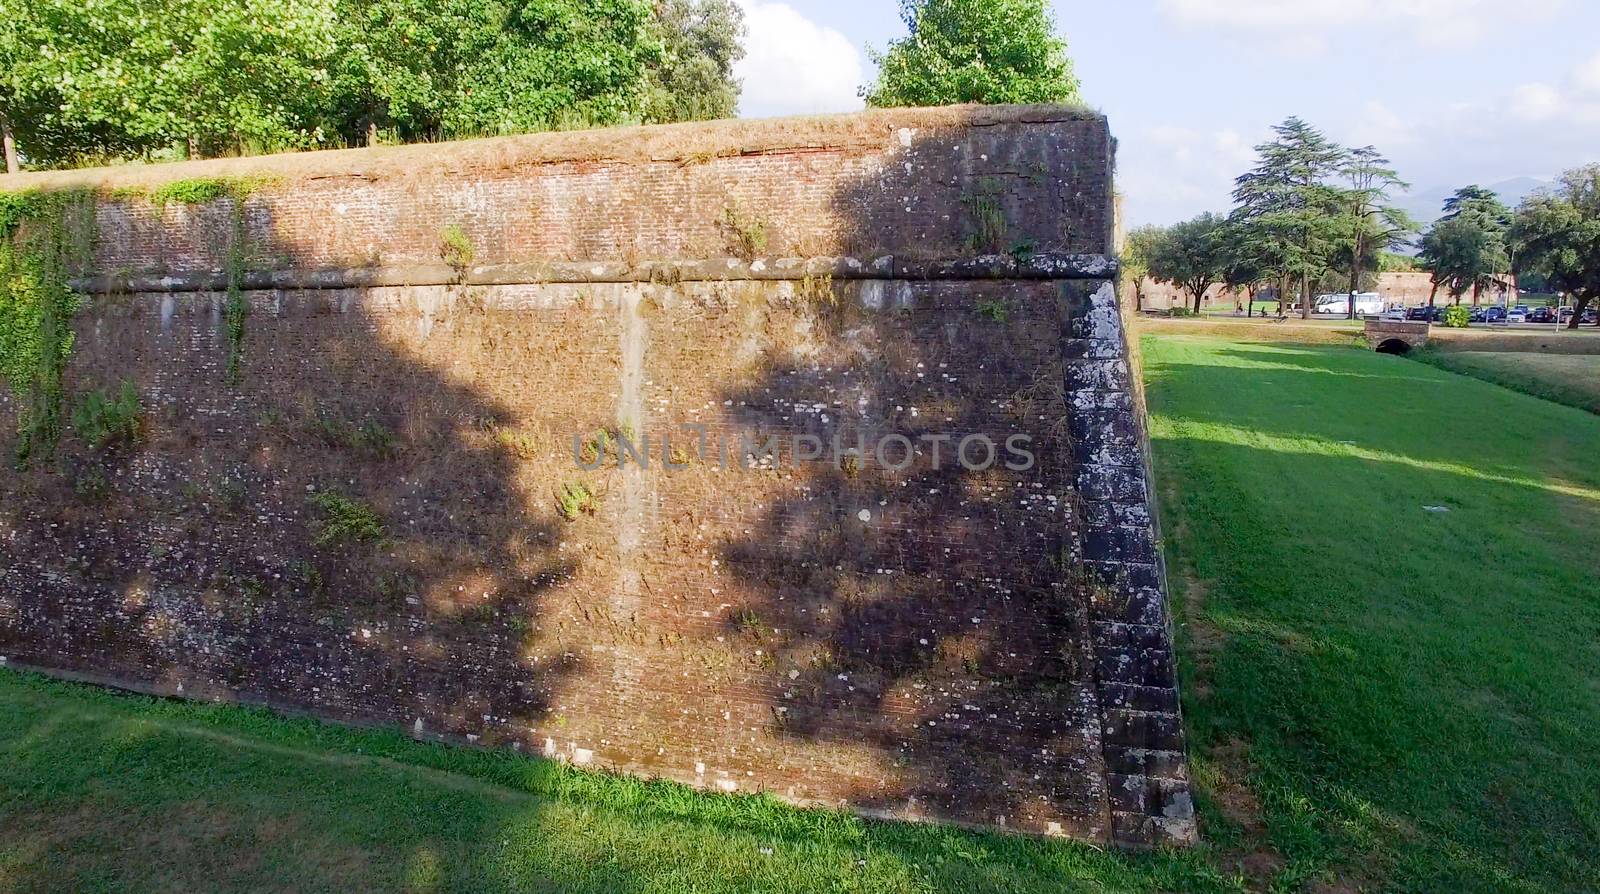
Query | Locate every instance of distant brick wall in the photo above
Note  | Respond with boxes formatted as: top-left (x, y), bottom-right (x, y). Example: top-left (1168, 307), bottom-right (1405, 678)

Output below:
top-left (0, 106), bottom-right (1192, 847)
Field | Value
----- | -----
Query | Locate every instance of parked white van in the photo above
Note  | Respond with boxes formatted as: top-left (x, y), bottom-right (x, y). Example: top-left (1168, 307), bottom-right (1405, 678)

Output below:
top-left (1314, 292), bottom-right (1385, 316)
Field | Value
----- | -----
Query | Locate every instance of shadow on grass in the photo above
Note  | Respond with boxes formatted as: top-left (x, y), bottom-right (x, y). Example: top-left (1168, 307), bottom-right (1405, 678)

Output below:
top-left (0, 668), bottom-right (1229, 894)
top-left (1144, 336), bottom-right (1600, 892)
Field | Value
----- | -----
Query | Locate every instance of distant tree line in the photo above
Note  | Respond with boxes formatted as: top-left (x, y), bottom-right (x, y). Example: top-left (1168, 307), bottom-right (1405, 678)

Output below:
top-left (1131, 117), bottom-right (1600, 329)
top-left (0, 0), bottom-right (745, 172)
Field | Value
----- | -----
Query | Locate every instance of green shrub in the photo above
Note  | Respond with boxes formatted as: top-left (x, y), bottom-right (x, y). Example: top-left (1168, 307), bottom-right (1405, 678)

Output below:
top-left (308, 491), bottom-right (385, 548)
top-left (72, 381), bottom-right (143, 451)
top-left (976, 299), bottom-right (1009, 322)
top-left (556, 481), bottom-right (597, 520)
top-left (438, 225), bottom-right (475, 271)
top-left (719, 206), bottom-right (768, 261)
top-left (1442, 305), bottom-right (1471, 328)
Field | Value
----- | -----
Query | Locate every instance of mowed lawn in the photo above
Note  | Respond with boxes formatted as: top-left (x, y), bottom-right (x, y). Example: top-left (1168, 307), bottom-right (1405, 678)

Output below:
top-left (2, 334), bottom-right (1597, 893)
top-left (1145, 335), bottom-right (1600, 892)
top-left (1418, 350), bottom-right (1600, 415)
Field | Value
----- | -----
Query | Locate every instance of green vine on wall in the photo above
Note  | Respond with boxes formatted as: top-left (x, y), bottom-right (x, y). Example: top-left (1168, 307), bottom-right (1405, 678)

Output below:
top-left (129, 177), bottom-right (275, 385)
top-left (0, 188), bottom-right (95, 467)
top-left (224, 206), bottom-right (250, 384)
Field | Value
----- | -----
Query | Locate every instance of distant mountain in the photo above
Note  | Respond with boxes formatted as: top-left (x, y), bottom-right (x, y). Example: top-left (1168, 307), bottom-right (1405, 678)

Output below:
top-left (1396, 177), bottom-right (1549, 230)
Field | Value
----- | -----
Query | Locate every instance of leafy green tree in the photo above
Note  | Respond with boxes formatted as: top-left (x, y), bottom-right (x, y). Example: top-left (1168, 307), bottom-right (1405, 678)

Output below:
top-left (1378, 251), bottom-right (1421, 272)
top-left (1441, 185), bottom-right (1511, 228)
top-left (1121, 224), bottom-right (1163, 310)
top-left (1335, 146), bottom-right (1413, 317)
top-left (1230, 117), bottom-right (1349, 319)
top-left (642, 0), bottom-right (745, 123)
top-left (1219, 220), bottom-right (1271, 315)
top-left (862, 0), bottom-right (1080, 107)
top-left (1, 0), bottom-right (339, 167)
top-left (1418, 216), bottom-right (1491, 306)
top-left (1146, 213), bottom-right (1227, 314)
top-left (0, 0), bottom-right (159, 169)
top-left (331, 0), bottom-right (660, 143)
top-left (1439, 185), bottom-right (1511, 304)
top-left (1510, 164), bottom-right (1600, 329)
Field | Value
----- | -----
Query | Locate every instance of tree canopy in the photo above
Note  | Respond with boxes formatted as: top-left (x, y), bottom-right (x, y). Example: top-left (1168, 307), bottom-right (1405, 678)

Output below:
top-left (862, 0), bottom-right (1080, 107)
top-left (1146, 213), bottom-right (1228, 314)
top-left (1510, 164), bottom-right (1600, 328)
top-left (641, 0), bottom-right (746, 124)
top-left (1229, 117), bottom-right (1351, 318)
top-left (1419, 217), bottom-right (1494, 305)
top-left (0, 0), bottom-right (745, 170)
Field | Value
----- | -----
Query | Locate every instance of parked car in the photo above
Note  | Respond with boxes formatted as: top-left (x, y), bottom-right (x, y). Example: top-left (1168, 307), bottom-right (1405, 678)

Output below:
top-left (1482, 306), bottom-right (1507, 323)
top-left (1405, 305), bottom-right (1445, 322)
top-left (1508, 305), bottom-right (1530, 323)
top-left (1379, 306), bottom-right (1408, 321)
top-left (1528, 307), bottom-right (1557, 324)
top-left (1584, 307), bottom-right (1598, 325)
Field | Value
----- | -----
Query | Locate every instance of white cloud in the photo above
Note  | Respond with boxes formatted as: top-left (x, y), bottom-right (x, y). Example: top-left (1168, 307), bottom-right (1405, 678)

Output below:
top-left (1568, 52), bottom-right (1600, 97)
top-left (1158, 0), bottom-right (1564, 50)
top-left (1507, 83), bottom-right (1565, 122)
top-left (1119, 124), bottom-right (1264, 226)
top-left (734, 1), bottom-right (865, 118)
top-left (1348, 101), bottom-right (1418, 150)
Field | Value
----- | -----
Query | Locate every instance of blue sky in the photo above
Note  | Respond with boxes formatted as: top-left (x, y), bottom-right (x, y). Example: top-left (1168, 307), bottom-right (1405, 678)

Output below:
top-left (732, 0), bottom-right (1600, 225)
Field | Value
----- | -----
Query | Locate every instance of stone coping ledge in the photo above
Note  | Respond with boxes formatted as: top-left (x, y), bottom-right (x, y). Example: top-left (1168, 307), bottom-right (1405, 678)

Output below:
top-left (73, 253), bottom-right (1118, 294)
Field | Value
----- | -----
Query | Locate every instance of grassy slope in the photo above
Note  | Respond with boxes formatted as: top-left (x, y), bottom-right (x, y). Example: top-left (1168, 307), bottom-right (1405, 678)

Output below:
top-left (1418, 350), bottom-right (1600, 414)
top-left (1145, 336), bottom-right (1600, 892)
top-left (0, 670), bottom-right (1229, 894)
top-left (3, 335), bottom-right (1597, 893)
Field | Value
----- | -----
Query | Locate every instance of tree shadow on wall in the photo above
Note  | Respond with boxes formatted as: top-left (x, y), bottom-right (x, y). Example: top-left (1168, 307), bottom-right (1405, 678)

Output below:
top-left (701, 123), bottom-right (1117, 833)
top-left (0, 197), bottom-right (600, 752)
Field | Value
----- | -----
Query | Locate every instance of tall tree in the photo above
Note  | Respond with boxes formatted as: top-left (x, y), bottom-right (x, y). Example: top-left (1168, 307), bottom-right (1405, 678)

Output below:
top-left (1337, 146), bottom-right (1413, 318)
top-left (330, 0), bottom-right (660, 144)
top-left (862, 0), bottom-right (1080, 107)
top-left (1219, 219), bottom-right (1270, 315)
top-left (1418, 217), bottom-right (1491, 306)
top-left (1439, 185), bottom-right (1511, 304)
top-left (1146, 213), bottom-right (1227, 314)
top-left (1510, 165), bottom-right (1600, 329)
top-left (1, 0), bottom-right (340, 166)
top-left (1122, 224), bottom-right (1162, 311)
top-left (641, 0), bottom-right (745, 123)
top-left (1230, 117), bottom-right (1349, 319)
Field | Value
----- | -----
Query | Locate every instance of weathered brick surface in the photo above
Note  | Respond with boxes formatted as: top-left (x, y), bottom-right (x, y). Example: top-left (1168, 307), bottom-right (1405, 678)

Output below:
top-left (0, 107), bottom-right (1190, 847)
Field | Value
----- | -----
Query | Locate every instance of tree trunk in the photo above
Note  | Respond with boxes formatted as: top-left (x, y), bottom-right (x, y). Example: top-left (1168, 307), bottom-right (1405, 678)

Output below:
top-left (367, 121), bottom-right (379, 147)
top-left (1471, 280), bottom-right (1481, 306)
top-left (1, 113), bottom-right (17, 175)
top-left (1568, 295), bottom-right (1590, 330)
top-left (1428, 279), bottom-right (1439, 308)
top-left (1300, 273), bottom-right (1311, 320)
top-left (1347, 235), bottom-right (1365, 319)
top-left (187, 135), bottom-right (199, 160)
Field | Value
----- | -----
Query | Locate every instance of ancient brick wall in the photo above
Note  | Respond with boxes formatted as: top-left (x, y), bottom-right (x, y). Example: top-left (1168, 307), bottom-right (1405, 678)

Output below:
top-left (0, 105), bottom-right (1193, 847)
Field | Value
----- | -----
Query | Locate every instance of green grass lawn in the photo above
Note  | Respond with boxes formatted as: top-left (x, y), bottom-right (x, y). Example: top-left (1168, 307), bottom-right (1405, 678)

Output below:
top-left (1146, 335), bottom-right (1600, 892)
top-left (1417, 350), bottom-right (1600, 414)
top-left (3, 334), bottom-right (1598, 893)
top-left (0, 670), bottom-right (1228, 894)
